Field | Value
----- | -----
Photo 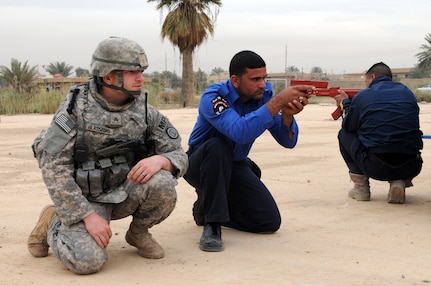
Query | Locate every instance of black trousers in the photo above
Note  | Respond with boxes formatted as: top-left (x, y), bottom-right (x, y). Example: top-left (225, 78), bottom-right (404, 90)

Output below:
top-left (184, 137), bottom-right (281, 233)
top-left (338, 129), bottom-right (422, 181)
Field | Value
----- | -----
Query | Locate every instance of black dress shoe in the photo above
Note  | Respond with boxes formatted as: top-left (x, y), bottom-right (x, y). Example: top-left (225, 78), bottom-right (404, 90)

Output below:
top-left (199, 223), bottom-right (224, 252)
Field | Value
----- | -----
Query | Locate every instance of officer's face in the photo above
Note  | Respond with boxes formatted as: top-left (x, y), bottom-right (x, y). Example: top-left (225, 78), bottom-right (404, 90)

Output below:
top-left (231, 67), bottom-right (267, 103)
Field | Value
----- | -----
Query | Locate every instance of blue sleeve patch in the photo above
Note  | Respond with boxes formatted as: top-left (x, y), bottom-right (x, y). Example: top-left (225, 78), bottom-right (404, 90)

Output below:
top-left (211, 95), bottom-right (229, 115)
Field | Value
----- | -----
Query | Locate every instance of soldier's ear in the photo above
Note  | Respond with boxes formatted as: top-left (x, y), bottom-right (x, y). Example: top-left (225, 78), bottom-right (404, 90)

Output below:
top-left (103, 71), bottom-right (117, 85)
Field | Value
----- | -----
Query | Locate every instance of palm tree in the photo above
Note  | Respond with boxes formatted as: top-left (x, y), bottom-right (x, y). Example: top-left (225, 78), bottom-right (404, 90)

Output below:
top-left (416, 33), bottom-right (431, 75)
top-left (148, 0), bottom-right (222, 107)
top-left (210, 67), bottom-right (224, 75)
top-left (286, 66), bottom-right (299, 72)
top-left (45, 61), bottom-right (74, 77)
top-left (0, 59), bottom-right (38, 92)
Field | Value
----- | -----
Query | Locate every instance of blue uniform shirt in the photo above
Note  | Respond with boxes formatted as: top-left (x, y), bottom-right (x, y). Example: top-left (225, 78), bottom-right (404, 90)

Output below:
top-left (341, 76), bottom-right (423, 154)
top-left (188, 80), bottom-right (298, 161)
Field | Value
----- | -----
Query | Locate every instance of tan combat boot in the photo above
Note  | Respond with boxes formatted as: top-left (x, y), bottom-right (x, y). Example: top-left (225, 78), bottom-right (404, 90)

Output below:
top-left (387, 180), bottom-right (406, 204)
top-left (348, 173), bottom-right (371, 201)
top-left (27, 205), bottom-right (57, 257)
top-left (125, 222), bottom-right (164, 259)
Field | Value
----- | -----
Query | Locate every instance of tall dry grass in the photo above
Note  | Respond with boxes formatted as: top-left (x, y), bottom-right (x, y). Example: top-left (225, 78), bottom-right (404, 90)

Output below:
top-left (0, 83), bottom-right (195, 115)
top-left (4, 82), bottom-right (426, 115)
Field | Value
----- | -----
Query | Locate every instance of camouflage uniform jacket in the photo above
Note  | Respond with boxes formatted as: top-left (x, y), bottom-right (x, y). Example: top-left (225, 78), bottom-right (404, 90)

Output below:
top-left (37, 79), bottom-right (188, 226)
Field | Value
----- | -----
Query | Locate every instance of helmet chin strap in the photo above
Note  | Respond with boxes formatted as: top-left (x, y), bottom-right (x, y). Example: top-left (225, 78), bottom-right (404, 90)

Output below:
top-left (95, 74), bottom-right (140, 100)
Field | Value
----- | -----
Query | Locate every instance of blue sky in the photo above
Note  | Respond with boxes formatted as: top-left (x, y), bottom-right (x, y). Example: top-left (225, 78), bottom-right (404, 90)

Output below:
top-left (0, 0), bottom-right (429, 75)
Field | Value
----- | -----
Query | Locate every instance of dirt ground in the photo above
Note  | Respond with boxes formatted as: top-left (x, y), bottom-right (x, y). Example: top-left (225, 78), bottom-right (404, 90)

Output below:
top-left (1, 103), bottom-right (431, 286)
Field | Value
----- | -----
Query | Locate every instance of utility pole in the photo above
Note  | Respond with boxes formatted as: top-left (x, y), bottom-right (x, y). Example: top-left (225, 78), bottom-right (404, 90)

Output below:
top-left (164, 52), bottom-right (168, 87)
top-left (284, 45), bottom-right (288, 87)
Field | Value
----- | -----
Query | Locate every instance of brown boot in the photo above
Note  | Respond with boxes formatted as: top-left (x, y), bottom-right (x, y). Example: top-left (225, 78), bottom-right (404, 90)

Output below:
top-left (348, 173), bottom-right (371, 201)
top-left (387, 180), bottom-right (406, 204)
top-left (125, 222), bottom-right (164, 259)
top-left (27, 205), bottom-right (56, 257)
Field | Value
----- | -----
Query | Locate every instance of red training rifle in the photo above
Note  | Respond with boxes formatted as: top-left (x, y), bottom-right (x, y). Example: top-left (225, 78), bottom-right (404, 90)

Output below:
top-left (290, 79), bottom-right (362, 120)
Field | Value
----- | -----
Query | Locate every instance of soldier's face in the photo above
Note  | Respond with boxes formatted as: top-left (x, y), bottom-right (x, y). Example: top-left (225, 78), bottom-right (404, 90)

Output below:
top-left (122, 70), bottom-right (145, 92)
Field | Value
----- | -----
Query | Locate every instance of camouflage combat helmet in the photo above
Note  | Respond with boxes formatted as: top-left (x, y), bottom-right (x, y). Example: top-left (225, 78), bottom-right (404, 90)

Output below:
top-left (91, 37), bottom-right (149, 77)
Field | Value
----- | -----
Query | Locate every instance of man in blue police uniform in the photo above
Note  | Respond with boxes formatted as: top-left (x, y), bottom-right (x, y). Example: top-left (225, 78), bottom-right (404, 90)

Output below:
top-left (184, 50), bottom-right (314, 252)
top-left (335, 62), bottom-right (423, 204)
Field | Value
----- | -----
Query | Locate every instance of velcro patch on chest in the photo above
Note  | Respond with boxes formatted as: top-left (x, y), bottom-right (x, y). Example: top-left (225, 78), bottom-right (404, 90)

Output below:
top-left (106, 113), bottom-right (124, 128)
top-left (211, 95), bottom-right (229, 115)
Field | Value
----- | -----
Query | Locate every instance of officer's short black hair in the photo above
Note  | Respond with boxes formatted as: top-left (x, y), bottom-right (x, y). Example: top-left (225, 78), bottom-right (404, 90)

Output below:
top-left (366, 62), bottom-right (392, 79)
top-left (229, 51), bottom-right (266, 77)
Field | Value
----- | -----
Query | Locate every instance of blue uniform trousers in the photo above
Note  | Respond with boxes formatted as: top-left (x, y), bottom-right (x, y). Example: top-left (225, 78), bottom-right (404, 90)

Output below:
top-left (184, 137), bottom-right (281, 233)
top-left (338, 129), bottom-right (422, 181)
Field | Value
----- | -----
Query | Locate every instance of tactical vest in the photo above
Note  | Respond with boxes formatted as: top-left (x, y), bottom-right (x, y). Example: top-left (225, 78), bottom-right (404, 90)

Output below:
top-left (32, 81), bottom-right (155, 203)
top-left (71, 83), bottom-right (152, 203)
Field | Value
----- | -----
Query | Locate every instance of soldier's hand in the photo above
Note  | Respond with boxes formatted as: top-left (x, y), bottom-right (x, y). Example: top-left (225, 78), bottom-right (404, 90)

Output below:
top-left (83, 212), bottom-right (112, 248)
top-left (128, 155), bottom-right (175, 183)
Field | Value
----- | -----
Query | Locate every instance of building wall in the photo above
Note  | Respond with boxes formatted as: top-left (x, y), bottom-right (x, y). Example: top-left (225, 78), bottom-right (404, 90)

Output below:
top-left (33, 68), bottom-right (430, 94)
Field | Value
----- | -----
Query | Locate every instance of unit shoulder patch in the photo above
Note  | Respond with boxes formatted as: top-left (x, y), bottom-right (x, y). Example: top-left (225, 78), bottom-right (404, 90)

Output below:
top-left (211, 95), bottom-right (229, 115)
top-left (166, 127), bottom-right (179, 139)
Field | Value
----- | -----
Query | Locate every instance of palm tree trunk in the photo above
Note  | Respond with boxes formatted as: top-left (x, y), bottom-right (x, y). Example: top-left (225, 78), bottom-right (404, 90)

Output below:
top-left (181, 48), bottom-right (194, 107)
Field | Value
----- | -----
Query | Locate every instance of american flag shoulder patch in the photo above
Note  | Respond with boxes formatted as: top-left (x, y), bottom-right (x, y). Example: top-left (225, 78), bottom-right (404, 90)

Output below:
top-left (55, 114), bottom-right (74, 133)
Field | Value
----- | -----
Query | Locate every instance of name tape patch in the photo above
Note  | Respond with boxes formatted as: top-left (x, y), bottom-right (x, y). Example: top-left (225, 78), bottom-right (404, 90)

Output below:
top-left (86, 124), bottom-right (113, 135)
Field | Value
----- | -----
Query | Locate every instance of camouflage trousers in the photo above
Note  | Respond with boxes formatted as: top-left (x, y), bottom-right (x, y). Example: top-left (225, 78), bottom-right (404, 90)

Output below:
top-left (47, 170), bottom-right (177, 274)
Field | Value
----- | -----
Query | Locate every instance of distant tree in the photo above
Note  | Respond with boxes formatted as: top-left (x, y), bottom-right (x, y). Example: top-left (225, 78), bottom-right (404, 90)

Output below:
top-left (310, 66), bottom-right (323, 80)
top-left (416, 33), bottom-right (431, 76)
top-left (210, 67), bottom-right (224, 75)
top-left (286, 65), bottom-right (299, 72)
top-left (161, 70), bottom-right (182, 89)
top-left (148, 0), bottom-right (222, 107)
top-left (75, 67), bottom-right (90, 77)
top-left (407, 64), bottom-right (429, 78)
top-left (149, 71), bottom-right (182, 89)
top-left (311, 66), bottom-right (323, 74)
top-left (194, 68), bottom-right (207, 95)
top-left (45, 61), bottom-right (74, 77)
top-left (169, 71), bottom-right (182, 89)
top-left (149, 71), bottom-right (161, 78)
top-left (0, 58), bottom-right (38, 92)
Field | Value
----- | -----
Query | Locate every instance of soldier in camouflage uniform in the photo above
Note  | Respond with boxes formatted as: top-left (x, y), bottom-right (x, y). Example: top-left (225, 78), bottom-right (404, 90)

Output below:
top-left (27, 37), bottom-right (188, 275)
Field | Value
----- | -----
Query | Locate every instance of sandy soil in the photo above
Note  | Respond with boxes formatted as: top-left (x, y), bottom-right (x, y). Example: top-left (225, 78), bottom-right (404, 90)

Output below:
top-left (1, 103), bottom-right (431, 286)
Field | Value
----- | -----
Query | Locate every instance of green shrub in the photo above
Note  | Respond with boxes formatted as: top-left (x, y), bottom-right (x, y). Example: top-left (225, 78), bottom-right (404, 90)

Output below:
top-left (415, 91), bottom-right (431, 102)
